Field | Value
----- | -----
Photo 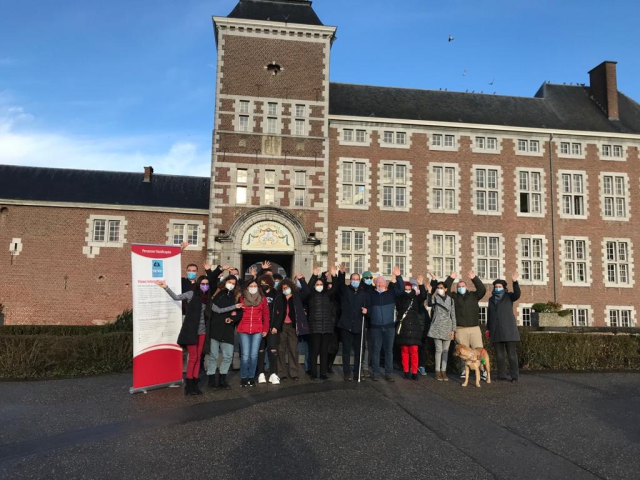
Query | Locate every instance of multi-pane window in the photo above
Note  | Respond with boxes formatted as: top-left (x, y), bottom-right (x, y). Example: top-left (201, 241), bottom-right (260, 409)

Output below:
top-left (265, 170), bottom-right (276, 185)
top-left (90, 216), bottom-right (124, 246)
top-left (339, 230), bottom-right (366, 274)
top-left (295, 171), bottom-right (306, 187)
top-left (517, 139), bottom-right (540, 153)
top-left (239, 100), bottom-right (250, 114)
top-left (93, 220), bottom-right (106, 242)
top-left (267, 102), bottom-right (278, 116)
top-left (568, 308), bottom-right (590, 327)
top-left (266, 117), bottom-right (277, 134)
top-left (239, 115), bottom-right (249, 132)
top-left (563, 238), bottom-right (589, 284)
top-left (431, 164), bottom-right (457, 213)
top-left (518, 170), bottom-right (543, 215)
top-left (295, 119), bottom-right (305, 136)
top-left (344, 129), bottom-right (353, 142)
top-left (479, 307), bottom-right (487, 325)
top-left (605, 240), bottom-right (630, 285)
top-left (608, 309), bottom-right (634, 327)
top-left (295, 104), bottom-right (305, 117)
top-left (602, 174), bottom-right (627, 219)
top-left (474, 167), bottom-right (501, 213)
top-left (294, 189), bottom-right (305, 207)
top-left (475, 136), bottom-right (498, 151)
top-left (381, 164), bottom-right (407, 209)
top-left (108, 220), bottom-right (121, 243)
top-left (561, 172), bottom-right (586, 217)
top-left (520, 236), bottom-right (545, 283)
top-left (172, 224), bottom-right (199, 246)
top-left (264, 188), bottom-right (275, 206)
top-left (294, 172), bottom-right (306, 206)
top-left (475, 235), bottom-right (501, 281)
top-left (382, 131), bottom-right (406, 145)
top-left (341, 160), bottom-right (367, 206)
top-left (236, 169), bottom-right (248, 204)
top-left (355, 130), bottom-right (366, 143)
top-left (521, 307), bottom-right (532, 327)
top-left (430, 233), bottom-right (458, 279)
top-left (381, 231), bottom-right (407, 275)
top-left (560, 142), bottom-right (582, 156)
top-left (431, 134), bottom-right (455, 148)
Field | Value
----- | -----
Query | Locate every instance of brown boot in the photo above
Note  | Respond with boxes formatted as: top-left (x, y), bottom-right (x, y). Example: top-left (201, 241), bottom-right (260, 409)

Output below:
top-left (436, 371), bottom-right (443, 381)
top-left (442, 371), bottom-right (449, 382)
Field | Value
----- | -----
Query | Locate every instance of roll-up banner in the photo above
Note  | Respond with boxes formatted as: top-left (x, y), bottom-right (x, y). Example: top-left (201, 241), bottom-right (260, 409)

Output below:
top-left (130, 244), bottom-right (183, 394)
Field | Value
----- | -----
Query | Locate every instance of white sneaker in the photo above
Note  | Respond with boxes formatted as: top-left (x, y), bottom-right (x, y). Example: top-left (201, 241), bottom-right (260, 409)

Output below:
top-left (258, 373), bottom-right (267, 384)
top-left (481, 370), bottom-right (488, 382)
top-left (268, 373), bottom-right (280, 385)
top-left (460, 371), bottom-right (466, 379)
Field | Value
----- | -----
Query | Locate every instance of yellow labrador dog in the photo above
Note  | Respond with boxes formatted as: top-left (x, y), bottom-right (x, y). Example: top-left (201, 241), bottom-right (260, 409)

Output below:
top-left (453, 344), bottom-right (491, 388)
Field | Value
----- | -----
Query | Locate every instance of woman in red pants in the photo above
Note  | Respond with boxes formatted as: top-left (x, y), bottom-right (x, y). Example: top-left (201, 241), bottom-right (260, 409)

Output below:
top-left (395, 276), bottom-right (428, 380)
top-left (157, 276), bottom-right (240, 395)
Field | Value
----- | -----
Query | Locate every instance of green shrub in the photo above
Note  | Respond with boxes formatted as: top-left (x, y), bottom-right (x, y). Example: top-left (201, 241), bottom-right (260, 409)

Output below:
top-left (0, 325), bottom-right (107, 336)
top-left (0, 332), bottom-right (133, 380)
top-left (104, 309), bottom-right (133, 333)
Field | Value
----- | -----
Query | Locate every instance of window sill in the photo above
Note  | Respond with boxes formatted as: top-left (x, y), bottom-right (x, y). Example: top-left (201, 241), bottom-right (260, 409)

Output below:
top-left (338, 204), bottom-right (370, 210)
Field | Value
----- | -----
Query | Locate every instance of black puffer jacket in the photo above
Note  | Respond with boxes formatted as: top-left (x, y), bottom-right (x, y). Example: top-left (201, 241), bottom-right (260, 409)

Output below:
top-left (307, 275), bottom-right (336, 334)
top-left (395, 285), bottom-right (427, 346)
top-left (208, 289), bottom-right (243, 344)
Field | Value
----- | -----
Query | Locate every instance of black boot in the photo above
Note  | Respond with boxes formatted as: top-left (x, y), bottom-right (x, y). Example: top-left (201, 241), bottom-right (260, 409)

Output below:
top-left (404, 371), bottom-right (410, 380)
top-left (219, 374), bottom-right (231, 389)
top-left (192, 378), bottom-right (202, 395)
top-left (184, 378), bottom-right (191, 396)
top-left (207, 374), bottom-right (217, 389)
top-left (412, 373), bottom-right (419, 381)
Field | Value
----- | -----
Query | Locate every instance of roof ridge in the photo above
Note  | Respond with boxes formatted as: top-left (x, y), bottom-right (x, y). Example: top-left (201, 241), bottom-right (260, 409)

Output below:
top-left (0, 164), bottom-right (209, 180)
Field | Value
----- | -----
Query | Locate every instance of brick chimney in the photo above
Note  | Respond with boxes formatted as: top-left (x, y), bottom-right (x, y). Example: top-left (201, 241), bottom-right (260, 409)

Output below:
top-left (588, 61), bottom-right (619, 121)
top-left (143, 166), bottom-right (154, 183)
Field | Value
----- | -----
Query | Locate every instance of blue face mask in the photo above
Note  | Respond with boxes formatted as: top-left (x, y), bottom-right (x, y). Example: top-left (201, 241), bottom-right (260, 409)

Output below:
top-left (494, 288), bottom-right (504, 294)
top-left (457, 287), bottom-right (467, 295)
top-left (186, 272), bottom-right (197, 281)
top-left (274, 281), bottom-right (280, 289)
top-left (351, 281), bottom-right (360, 288)
top-left (296, 280), bottom-right (302, 289)
top-left (364, 279), bottom-right (372, 285)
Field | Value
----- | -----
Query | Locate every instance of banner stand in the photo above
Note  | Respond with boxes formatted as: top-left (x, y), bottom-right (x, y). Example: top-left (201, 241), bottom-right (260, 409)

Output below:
top-left (130, 379), bottom-right (184, 395)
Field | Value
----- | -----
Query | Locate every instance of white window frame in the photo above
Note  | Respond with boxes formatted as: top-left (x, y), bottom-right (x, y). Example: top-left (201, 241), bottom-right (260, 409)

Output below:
top-left (378, 229), bottom-right (412, 278)
top-left (602, 238), bottom-right (634, 288)
top-left (516, 235), bottom-right (548, 286)
top-left (563, 305), bottom-right (593, 327)
top-left (166, 220), bottom-right (205, 251)
top-left (264, 187), bottom-right (276, 206)
top-left (471, 165), bottom-right (503, 216)
top-left (605, 306), bottom-right (636, 327)
top-left (336, 227), bottom-right (370, 276)
top-left (378, 161), bottom-right (411, 212)
top-left (599, 173), bottom-right (630, 221)
top-left (429, 132), bottom-right (458, 151)
top-left (559, 236), bottom-right (592, 287)
top-left (338, 127), bottom-right (372, 146)
top-left (557, 140), bottom-right (585, 159)
top-left (557, 170), bottom-right (589, 219)
top-left (428, 231), bottom-right (461, 281)
top-left (472, 233), bottom-right (505, 283)
top-left (338, 157), bottom-right (370, 210)
top-left (379, 129), bottom-right (411, 149)
top-left (515, 138), bottom-right (544, 157)
top-left (478, 302), bottom-right (488, 325)
top-left (471, 135), bottom-right (501, 154)
top-left (598, 141), bottom-right (627, 161)
top-left (428, 163), bottom-right (461, 214)
top-left (86, 215), bottom-right (127, 249)
top-left (236, 99), bottom-right (253, 133)
top-left (518, 304), bottom-right (534, 327)
top-left (515, 167), bottom-right (546, 218)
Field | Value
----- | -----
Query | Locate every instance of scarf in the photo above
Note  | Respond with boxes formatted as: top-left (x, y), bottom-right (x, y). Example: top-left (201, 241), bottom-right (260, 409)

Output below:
top-left (492, 291), bottom-right (505, 305)
top-left (243, 290), bottom-right (262, 307)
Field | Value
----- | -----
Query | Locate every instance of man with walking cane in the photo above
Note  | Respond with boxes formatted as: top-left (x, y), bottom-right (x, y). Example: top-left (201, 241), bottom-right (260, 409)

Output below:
top-left (335, 264), bottom-right (370, 381)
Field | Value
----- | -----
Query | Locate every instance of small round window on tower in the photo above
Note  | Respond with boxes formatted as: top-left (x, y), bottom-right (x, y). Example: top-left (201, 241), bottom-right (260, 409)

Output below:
top-left (265, 61), bottom-right (282, 76)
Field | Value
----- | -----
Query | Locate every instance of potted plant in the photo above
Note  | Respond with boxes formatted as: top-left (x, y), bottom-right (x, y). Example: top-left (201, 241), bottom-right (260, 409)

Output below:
top-left (0, 303), bottom-right (5, 326)
top-left (531, 301), bottom-right (572, 327)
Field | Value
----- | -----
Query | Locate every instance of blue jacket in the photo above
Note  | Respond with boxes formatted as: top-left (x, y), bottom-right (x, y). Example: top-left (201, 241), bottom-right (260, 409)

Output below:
top-left (368, 276), bottom-right (405, 328)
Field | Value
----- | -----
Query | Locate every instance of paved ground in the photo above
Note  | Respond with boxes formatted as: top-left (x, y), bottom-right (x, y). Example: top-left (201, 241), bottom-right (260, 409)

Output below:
top-left (1, 370), bottom-right (639, 480)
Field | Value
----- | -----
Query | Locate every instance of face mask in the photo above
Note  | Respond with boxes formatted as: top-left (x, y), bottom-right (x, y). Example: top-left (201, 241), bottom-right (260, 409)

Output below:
top-left (200, 284), bottom-right (210, 292)
top-left (296, 280), bottom-right (302, 289)
top-left (261, 285), bottom-right (270, 293)
top-left (186, 272), bottom-right (197, 281)
top-left (225, 283), bottom-right (235, 291)
top-left (274, 281), bottom-right (280, 289)
top-left (364, 279), bottom-right (372, 285)
top-left (494, 287), bottom-right (504, 294)
top-left (283, 288), bottom-right (292, 296)
top-left (437, 288), bottom-right (445, 296)
top-left (458, 287), bottom-right (467, 295)
top-left (351, 281), bottom-right (360, 288)
top-left (315, 285), bottom-right (324, 293)
top-left (404, 289), bottom-right (412, 295)
top-left (248, 287), bottom-right (258, 295)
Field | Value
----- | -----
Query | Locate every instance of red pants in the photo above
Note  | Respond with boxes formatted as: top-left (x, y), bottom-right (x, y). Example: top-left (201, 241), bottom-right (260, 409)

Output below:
top-left (186, 334), bottom-right (206, 379)
top-left (401, 345), bottom-right (419, 374)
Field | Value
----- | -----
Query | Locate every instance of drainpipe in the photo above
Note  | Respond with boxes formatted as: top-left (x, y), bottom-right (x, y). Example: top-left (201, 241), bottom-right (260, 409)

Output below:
top-left (548, 133), bottom-right (558, 303)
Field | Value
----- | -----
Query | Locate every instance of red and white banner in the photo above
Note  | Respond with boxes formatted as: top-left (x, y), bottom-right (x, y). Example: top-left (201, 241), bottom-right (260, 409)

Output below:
top-left (130, 244), bottom-right (183, 394)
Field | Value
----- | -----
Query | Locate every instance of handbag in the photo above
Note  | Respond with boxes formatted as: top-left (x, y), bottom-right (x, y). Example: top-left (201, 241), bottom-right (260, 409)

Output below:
top-left (396, 298), bottom-right (414, 335)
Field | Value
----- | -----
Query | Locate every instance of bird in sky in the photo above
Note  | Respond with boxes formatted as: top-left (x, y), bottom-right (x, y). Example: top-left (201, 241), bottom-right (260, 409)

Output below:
top-left (448, 34), bottom-right (454, 42)
top-left (462, 70), bottom-right (467, 76)
top-left (489, 79), bottom-right (495, 85)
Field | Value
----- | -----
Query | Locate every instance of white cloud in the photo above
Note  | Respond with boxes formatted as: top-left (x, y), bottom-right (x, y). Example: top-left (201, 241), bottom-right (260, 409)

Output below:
top-left (0, 95), bottom-right (211, 176)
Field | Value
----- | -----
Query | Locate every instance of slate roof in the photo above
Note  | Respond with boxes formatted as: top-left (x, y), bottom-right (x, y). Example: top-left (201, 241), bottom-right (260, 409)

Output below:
top-left (0, 165), bottom-right (210, 210)
top-left (227, 0), bottom-right (323, 26)
top-left (329, 82), bottom-right (640, 134)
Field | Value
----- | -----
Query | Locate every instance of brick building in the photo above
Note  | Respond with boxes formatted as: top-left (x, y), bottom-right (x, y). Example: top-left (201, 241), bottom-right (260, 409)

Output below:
top-left (2, 0), bottom-right (640, 327)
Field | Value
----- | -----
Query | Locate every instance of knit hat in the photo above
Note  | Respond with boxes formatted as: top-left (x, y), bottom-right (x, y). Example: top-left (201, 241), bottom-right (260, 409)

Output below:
top-left (492, 279), bottom-right (507, 288)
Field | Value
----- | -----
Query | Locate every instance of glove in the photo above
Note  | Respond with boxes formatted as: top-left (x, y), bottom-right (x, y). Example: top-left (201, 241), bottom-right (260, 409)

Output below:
top-left (484, 331), bottom-right (490, 339)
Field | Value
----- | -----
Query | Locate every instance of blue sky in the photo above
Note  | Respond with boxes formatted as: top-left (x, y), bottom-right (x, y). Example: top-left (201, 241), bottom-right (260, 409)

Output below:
top-left (1, 0), bottom-right (639, 176)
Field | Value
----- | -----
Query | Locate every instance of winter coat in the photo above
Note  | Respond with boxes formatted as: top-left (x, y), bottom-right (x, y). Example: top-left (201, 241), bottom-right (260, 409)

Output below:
top-left (444, 276), bottom-right (487, 327)
top-left (271, 279), bottom-right (311, 336)
top-left (427, 294), bottom-right (457, 340)
top-left (395, 285), bottom-right (427, 346)
top-left (487, 282), bottom-right (521, 342)
top-left (236, 296), bottom-right (270, 335)
top-left (176, 290), bottom-right (210, 347)
top-left (336, 272), bottom-right (371, 333)
top-left (208, 289), bottom-right (243, 344)
top-left (368, 276), bottom-right (405, 329)
top-left (307, 275), bottom-right (337, 334)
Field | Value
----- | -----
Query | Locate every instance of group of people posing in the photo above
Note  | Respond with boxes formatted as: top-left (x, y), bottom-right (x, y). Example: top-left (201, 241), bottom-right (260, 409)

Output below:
top-left (158, 260), bottom-right (522, 396)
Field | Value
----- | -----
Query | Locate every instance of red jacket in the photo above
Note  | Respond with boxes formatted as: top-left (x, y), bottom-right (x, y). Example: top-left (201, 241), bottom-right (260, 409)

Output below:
top-left (236, 297), bottom-right (270, 335)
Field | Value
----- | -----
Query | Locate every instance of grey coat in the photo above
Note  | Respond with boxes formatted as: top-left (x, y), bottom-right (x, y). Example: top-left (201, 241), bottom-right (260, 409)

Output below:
top-left (427, 294), bottom-right (456, 340)
top-left (487, 282), bottom-right (521, 342)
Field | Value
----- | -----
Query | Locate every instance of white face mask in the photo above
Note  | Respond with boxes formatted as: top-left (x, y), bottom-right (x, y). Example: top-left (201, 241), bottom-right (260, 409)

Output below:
top-left (248, 287), bottom-right (258, 295)
top-left (315, 285), bottom-right (324, 293)
top-left (283, 288), bottom-right (292, 296)
top-left (225, 283), bottom-right (235, 291)
top-left (437, 288), bottom-right (445, 296)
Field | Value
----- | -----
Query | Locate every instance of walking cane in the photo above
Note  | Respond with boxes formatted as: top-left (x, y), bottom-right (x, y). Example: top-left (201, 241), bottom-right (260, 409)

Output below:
top-left (358, 314), bottom-right (365, 383)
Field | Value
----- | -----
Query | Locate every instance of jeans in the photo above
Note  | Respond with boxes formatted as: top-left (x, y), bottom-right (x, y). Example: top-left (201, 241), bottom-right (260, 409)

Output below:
top-left (309, 333), bottom-right (332, 377)
top-left (238, 333), bottom-right (262, 379)
top-left (340, 329), bottom-right (363, 376)
top-left (494, 341), bottom-right (519, 380)
top-left (299, 335), bottom-right (311, 372)
top-left (371, 326), bottom-right (395, 375)
top-left (257, 333), bottom-right (279, 376)
top-left (207, 339), bottom-right (234, 375)
top-left (434, 339), bottom-right (451, 372)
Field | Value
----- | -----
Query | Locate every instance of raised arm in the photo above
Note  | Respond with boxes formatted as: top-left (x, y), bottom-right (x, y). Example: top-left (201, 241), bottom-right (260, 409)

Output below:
top-left (444, 271), bottom-right (456, 292)
top-left (470, 273), bottom-right (487, 300)
top-left (337, 266), bottom-right (347, 296)
top-left (509, 272), bottom-right (521, 302)
top-left (296, 274), bottom-right (310, 302)
top-left (204, 261), bottom-right (223, 285)
top-left (157, 282), bottom-right (193, 302)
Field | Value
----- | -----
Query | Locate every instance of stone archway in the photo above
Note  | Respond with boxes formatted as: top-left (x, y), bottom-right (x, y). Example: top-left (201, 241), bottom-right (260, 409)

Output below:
top-left (211, 207), bottom-right (320, 278)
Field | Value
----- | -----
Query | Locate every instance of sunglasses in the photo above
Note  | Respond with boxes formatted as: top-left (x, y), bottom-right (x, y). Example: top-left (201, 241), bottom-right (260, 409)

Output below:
top-left (363, 276), bottom-right (373, 280)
